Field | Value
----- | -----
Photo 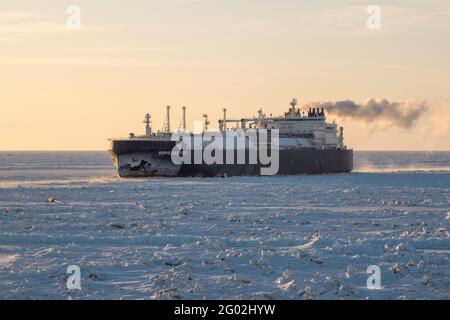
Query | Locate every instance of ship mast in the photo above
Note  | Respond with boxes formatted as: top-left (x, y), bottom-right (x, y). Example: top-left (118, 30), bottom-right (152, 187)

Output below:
top-left (143, 113), bottom-right (152, 137)
top-left (219, 108), bottom-right (227, 132)
top-left (179, 106), bottom-right (187, 131)
top-left (162, 105), bottom-right (171, 133)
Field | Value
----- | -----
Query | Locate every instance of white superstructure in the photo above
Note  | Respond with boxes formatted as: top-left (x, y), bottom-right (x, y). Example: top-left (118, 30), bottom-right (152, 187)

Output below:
top-left (218, 98), bottom-right (346, 150)
top-left (129, 98), bottom-right (347, 150)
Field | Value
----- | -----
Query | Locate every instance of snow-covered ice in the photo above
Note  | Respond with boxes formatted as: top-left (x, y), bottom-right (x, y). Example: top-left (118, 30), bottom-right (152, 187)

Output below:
top-left (0, 152), bottom-right (449, 299)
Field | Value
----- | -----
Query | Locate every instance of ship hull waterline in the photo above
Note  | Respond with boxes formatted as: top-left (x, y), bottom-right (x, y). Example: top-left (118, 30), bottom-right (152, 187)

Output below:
top-left (108, 140), bottom-right (353, 177)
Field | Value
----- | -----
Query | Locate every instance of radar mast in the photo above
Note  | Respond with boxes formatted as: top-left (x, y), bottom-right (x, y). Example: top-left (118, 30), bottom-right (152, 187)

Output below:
top-left (143, 113), bottom-right (152, 137)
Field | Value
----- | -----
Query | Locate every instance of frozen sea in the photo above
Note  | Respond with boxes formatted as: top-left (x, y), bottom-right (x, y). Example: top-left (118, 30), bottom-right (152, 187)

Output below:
top-left (0, 151), bottom-right (449, 300)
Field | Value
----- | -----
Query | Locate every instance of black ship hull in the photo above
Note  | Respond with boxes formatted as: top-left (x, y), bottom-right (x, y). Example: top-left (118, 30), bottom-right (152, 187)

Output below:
top-left (108, 139), bottom-right (353, 177)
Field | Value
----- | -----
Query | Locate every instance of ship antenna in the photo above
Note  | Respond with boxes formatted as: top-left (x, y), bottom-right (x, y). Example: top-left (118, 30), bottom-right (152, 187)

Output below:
top-left (290, 98), bottom-right (298, 116)
top-left (290, 98), bottom-right (298, 108)
top-left (222, 108), bottom-right (227, 131)
top-left (202, 113), bottom-right (210, 132)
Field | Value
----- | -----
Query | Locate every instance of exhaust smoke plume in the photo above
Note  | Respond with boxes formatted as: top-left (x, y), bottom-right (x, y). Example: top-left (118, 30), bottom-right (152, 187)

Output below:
top-left (307, 98), bottom-right (429, 129)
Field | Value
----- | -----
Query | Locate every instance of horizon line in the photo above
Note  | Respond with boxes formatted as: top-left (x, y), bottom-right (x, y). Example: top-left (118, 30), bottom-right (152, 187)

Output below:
top-left (1, 149), bottom-right (450, 152)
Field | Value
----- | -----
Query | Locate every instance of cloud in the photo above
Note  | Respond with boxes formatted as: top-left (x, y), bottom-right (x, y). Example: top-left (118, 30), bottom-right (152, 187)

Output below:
top-left (306, 98), bottom-right (429, 129)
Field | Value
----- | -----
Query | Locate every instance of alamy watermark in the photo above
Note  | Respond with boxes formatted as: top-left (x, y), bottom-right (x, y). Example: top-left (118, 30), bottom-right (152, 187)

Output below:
top-left (171, 127), bottom-right (280, 176)
top-left (66, 265), bottom-right (81, 290)
top-left (366, 265), bottom-right (382, 289)
top-left (66, 5), bottom-right (81, 30)
top-left (367, 5), bottom-right (382, 30)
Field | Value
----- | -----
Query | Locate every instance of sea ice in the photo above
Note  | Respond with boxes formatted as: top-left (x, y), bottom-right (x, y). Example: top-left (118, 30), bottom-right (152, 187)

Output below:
top-left (0, 172), bottom-right (449, 299)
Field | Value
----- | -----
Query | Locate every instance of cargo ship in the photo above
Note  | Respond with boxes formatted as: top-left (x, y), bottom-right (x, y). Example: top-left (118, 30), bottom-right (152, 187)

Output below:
top-left (108, 98), bottom-right (353, 177)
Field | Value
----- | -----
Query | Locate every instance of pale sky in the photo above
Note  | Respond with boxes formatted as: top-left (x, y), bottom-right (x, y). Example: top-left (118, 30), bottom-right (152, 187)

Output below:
top-left (0, 0), bottom-right (449, 150)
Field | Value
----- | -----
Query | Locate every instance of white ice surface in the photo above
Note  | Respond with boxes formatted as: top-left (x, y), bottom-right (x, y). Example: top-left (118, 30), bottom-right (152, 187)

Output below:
top-left (0, 173), bottom-right (449, 299)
